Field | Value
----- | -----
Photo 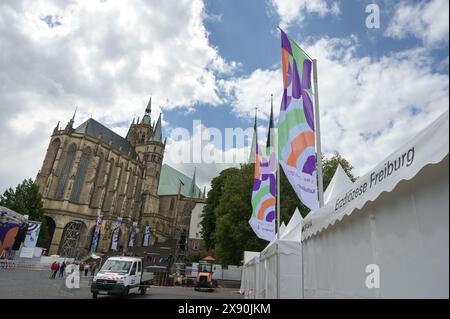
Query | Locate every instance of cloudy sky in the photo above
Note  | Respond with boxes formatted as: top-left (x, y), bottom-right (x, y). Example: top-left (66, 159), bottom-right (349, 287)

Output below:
top-left (0, 0), bottom-right (448, 193)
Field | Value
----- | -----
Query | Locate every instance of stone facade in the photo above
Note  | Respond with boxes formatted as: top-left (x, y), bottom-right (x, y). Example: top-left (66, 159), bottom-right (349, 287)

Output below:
top-left (35, 101), bottom-right (205, 258)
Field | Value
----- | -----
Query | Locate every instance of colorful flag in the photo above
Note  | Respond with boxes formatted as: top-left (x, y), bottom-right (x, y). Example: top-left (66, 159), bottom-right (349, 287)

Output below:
top-left (142, 225), bottom-right (151, 247)
top-left (249, 137), bottom-right (277, 241)
top-left (111, 217), bottom-right (123, 251)
top-left (278, 29), bottom-right (319, 211)
top-left (128, 221), bottom-right (138, 247)
top-left (90, 215), bottom-right (103, 253)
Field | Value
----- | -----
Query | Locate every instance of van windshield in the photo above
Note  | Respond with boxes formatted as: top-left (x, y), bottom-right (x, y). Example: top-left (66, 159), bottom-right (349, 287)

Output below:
top-left (99, 260), bottom-right (132, 274)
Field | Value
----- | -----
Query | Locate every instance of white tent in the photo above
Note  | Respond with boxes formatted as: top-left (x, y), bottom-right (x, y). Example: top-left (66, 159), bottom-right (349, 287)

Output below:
top-left (242, 211), bottom-right (304, 299)
top-left (258, 239), bottom-right (303, 299)
top-left (242, 111), bottom-right (449, 299)
top-left (302, 110), bottom-right (449, 298)
top-left (253, 210), bottom-right (304, 299)
top-left (242, 254), bottom-right (260, 299)
top-left (240, 251), bottom-right (260, 295)
top-left (323, 164), bottom-right (354, 205)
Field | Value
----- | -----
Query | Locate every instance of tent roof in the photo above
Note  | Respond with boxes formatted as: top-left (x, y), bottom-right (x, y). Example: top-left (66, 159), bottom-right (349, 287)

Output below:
top-left (323, 164), bottom-right (354, 205)
top-left (281, 208), bottom-right (304, 242)
top-left (243, 251), bottom-right (260, 264)
top-left (0, 205), bottom-right (27, 225)
top-left (281, 208), bottom-right (303, 240)
top-left (303, 110), bottom-right (449, 240)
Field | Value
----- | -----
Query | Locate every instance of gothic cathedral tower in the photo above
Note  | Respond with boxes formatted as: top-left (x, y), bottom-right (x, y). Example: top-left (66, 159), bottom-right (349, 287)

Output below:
top-left (126, 97), bottom-right (165, 231)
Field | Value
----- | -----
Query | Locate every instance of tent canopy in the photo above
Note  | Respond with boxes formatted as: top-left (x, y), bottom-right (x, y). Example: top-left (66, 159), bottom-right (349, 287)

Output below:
top-left (323, 164), bottom-right (354, 205)
top-left (303, 110), bottom-right (449, 240)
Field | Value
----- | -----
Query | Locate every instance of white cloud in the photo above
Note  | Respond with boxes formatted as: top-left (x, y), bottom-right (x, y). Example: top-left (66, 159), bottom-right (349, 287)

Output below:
top-left (220, 68), bottom-right (282, 121)
top-left (386, 0), bottom-right (449, 47)
top-left (163, 121), bottom-right (252, 192)
top-left (224, 36), bottom-right (449, 176)
top-left (0, 0), bottom-right (237, 192)
top-left (270, 0), bottom-right (340, 29)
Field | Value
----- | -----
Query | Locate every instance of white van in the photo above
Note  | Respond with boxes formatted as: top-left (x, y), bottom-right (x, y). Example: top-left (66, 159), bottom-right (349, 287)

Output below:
top-left (91, 256), bottom-right (153, 298)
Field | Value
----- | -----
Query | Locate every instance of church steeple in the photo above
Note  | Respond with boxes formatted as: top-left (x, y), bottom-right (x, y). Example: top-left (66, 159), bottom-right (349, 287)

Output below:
top-left (65, 107), bottom-right (77, 132)
top-left (145, 96), bottom-right (152, 115)
top-left (189, 167), bottom-right (197, 198)
top-left (142, 96), bottom-right (152, 125)
top-left (248, 107), bottom-right (258, 163)
top-left (266, 94), bottom-right (275, 149)
top-left (150, 113), bottom-right (162, 142)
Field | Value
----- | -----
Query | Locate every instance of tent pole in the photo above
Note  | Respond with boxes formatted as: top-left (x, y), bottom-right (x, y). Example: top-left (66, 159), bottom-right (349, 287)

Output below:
top-left (313, 59), bottom-right (324, 208)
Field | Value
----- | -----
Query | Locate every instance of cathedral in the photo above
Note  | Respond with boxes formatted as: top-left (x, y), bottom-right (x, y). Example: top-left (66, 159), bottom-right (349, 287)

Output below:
top-left (35, 98), bottom-right (205, 258)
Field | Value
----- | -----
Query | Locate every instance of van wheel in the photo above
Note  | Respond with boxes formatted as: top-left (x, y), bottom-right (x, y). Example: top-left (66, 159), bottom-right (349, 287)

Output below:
top-left (122, 287), bottom-right (129, 298)
top-left (140, 286), bottom-right (146, 295)
top-left (92, 292), bottom-right (98, 299)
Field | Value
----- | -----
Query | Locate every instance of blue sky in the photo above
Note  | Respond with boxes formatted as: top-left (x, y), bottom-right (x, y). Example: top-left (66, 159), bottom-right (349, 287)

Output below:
top-left (164, 0), bottom-right (449, 137)
top-left (0, 0), bottom-right (448, 191)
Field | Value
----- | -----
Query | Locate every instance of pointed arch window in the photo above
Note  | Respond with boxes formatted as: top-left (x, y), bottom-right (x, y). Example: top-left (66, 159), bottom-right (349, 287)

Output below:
top-left (55, 144), bottom-right (77, 199)
top-left (70, 147), bottom-right (92, 203)
top-left (43, 138), bottom-right (61, 176)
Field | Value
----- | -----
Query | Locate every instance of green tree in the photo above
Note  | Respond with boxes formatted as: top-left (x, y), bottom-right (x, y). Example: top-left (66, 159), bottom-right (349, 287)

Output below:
top-left (200, 167), bottom-right (239, 250)
top-left (322, 151), bottom-right (356, 187)
top-left (0, 179), bottom-right (50, 248)
top-left (209, 153), bottom-right (355, 265)
top-left (214, 164), bottom-right (266, 265)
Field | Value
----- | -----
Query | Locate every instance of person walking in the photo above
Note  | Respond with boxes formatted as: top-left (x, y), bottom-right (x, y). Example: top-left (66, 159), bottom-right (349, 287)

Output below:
top-left (90, 263), bottom-right (96, 276)
top-left (84, 263), bottom-right (90, 276)
top-left (50, 261), bottom-right (59, 279)
top-left (59, 261), bottom-right (66, 278)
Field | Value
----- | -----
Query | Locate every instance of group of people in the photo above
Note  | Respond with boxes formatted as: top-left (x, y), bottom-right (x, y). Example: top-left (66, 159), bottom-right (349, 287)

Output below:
top-left (50, 260), bottom-right (66, 279)
top-left (49, 260), bottom-right (98, 279)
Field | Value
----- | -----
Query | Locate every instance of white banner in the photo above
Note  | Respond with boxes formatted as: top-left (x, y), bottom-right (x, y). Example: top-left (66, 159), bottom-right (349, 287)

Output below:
top-left (19, 222), bottom-right (41, 258)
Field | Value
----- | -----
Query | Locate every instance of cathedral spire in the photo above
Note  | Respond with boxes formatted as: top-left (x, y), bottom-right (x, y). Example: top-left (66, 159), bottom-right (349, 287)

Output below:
top-left (189, 167), bottom-right (197, 198)
top-left (65, 107), bottom-right (77, 132)
top-left (248, 107), bottom-right (258, 163)
top-left (150, 113), bottom-right (162, 142)
top-left (266, 94), bottom-right (274, 149)
top-left (145, 96), bottom-right (152, 115)
top-left (53, 121), bottom-right (60, 134)
top-left (142, 96), bottom-right (152, 125)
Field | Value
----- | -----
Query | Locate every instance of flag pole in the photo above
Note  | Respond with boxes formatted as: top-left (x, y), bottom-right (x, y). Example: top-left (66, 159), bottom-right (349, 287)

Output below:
top-left (276, 127), bottom-right (281, 299)
top-left (313, 59), bottom-right (324, 208)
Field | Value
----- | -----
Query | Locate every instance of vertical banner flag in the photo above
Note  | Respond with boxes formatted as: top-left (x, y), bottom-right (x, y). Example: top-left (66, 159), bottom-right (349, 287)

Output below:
top-left (143, 225), bottom-right (151, 247)
top-left (19, 222), bottom-right (41, 258)
top-left (90, 215), bottom-right (104, 253)
top-left (278, 29), bottom-right (319, 211)
top-left (249, 139), bottom-right (277, 241)
top-left (128, 221), bottom-right (138, 247)
top-left (111, 217), bottom-right (123, 251)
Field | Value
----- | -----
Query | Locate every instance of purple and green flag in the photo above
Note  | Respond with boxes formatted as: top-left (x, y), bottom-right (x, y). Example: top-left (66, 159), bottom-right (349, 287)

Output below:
top-left (278, 29), bottom-right (319, 211)
top-left (249, 134), bottom-right (277, 242)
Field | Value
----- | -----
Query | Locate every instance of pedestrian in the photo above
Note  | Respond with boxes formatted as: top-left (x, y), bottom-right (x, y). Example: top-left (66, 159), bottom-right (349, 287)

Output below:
top-left (49, 261), bottom-right (56, 278)
top-left (50, 261), bottom-right (59, 279)
top-left (90, 263), bottom-right (96, 276)
top-left (59, 261), bottom-right (66, 278)
top-left (84, 263), bottom-right (90, 276)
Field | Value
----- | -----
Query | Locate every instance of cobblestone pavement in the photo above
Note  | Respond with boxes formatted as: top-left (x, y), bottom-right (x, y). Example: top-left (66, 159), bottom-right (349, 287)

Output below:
top-left (0, 269), bottom-right (243, 299)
